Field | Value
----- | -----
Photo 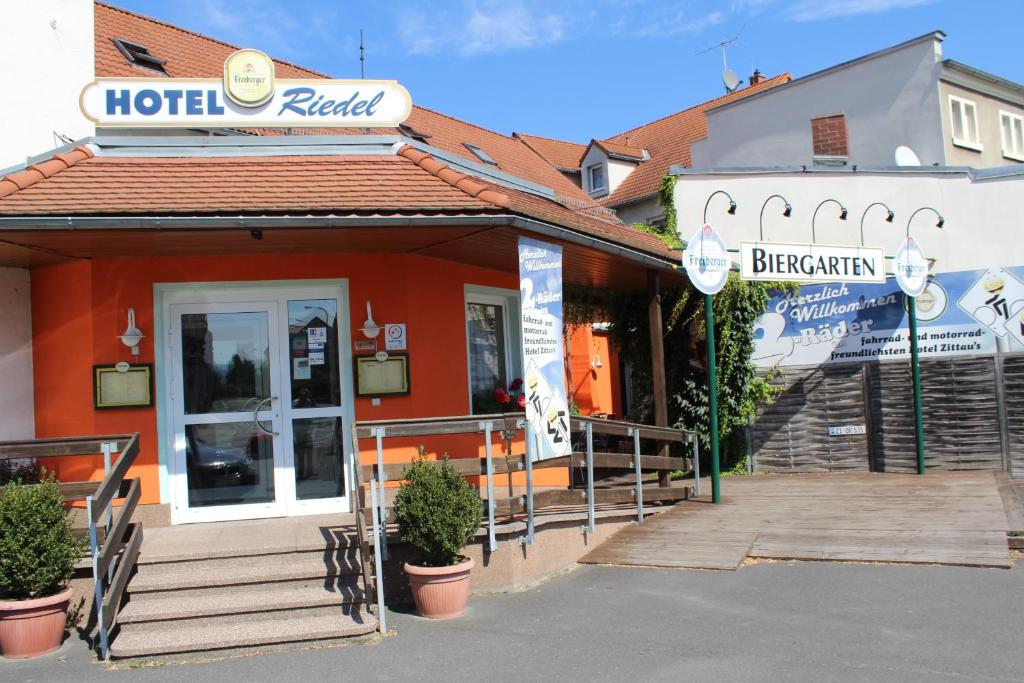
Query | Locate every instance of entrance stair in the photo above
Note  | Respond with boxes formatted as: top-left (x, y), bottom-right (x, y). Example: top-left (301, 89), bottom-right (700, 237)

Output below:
top-left (108, 518), bottom-right (376, 659)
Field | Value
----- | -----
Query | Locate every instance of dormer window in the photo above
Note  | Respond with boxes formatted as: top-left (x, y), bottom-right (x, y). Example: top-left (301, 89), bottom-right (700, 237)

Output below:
top-left (464, 143), bottom-right (497, 166)
top-left (112, 38), bottom-right (167, 73)
top-left (587, 163), bottom-right (606, 193)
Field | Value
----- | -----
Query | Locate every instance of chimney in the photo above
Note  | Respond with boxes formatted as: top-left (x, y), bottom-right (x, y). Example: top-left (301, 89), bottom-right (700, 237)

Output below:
top-left (749, 69), bottom-right (764, 87)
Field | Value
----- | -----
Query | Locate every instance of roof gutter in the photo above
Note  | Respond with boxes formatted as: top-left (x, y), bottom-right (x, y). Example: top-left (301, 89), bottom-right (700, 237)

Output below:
top-left (0, 213), bottom-right (679, 272)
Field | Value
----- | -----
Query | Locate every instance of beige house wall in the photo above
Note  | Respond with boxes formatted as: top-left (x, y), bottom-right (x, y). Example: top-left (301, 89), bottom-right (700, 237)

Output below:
top-left (940, 80), bottom-right (1024, 168)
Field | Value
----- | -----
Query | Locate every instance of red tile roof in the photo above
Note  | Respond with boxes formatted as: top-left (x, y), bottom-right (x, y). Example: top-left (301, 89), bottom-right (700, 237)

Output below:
top-left (0, 145), bottom-right (95, 199)
top-left (0, 146), bottom-right (675, 260)
top-left (0, 154), bottom-right (498, 216)
top-left (599, 74), bottom-right (792, 208)
top-left (591, 140), bottom-right (646, 161)
top-left (95, 3), bottom-right (325, 79)
top-left (512, 133), bottom-right (586, 172)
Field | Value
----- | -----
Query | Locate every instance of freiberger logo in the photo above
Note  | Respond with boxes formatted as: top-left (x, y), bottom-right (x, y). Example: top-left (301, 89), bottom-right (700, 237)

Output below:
top-left (224, 49), bottom-right (275, 107)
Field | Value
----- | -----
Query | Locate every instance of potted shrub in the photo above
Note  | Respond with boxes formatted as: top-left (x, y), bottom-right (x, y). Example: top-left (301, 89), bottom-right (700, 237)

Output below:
top-left (394, 454), bottom-right (482, 619)
top-left (0, 473), bottom-right (84, 658)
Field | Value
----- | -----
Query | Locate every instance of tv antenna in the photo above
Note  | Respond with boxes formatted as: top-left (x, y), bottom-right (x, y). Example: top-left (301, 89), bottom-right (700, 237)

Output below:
top-left (359, 29), bottom-right (365, 79)
top-left (696, 28), bottom-right (744, 93)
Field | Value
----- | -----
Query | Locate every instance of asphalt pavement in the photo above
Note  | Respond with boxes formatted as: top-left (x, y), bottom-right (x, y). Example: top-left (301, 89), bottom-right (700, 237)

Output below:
top-left (5, 559), bottom-right (1024, 682)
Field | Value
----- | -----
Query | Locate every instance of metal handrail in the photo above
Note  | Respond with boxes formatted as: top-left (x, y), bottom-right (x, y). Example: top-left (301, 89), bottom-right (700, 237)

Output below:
top-left (84, 433), bottom-right (143, 661)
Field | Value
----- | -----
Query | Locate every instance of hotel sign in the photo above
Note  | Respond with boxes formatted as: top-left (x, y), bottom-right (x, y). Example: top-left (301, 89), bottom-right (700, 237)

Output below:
top-left (739, 241), bottom-right (885, 284)
top-left (80, 50), bottom-right (411, 128)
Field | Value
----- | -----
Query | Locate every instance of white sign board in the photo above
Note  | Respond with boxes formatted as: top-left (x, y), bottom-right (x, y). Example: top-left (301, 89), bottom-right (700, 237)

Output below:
top-left (384, 323), bottom-right (407, 351)
top-left (828, 425), bottom-right (866, 436)
top-left (80, 78), bottom-right (412, 128)
top-left (739, 241), bottom-right (886, 284)
top-left (957, 267), bottom-right (1024, 339)
top-left (681, 224), bottom-right (730, 295)
top-left (893, 236), bottom-right (929, 297)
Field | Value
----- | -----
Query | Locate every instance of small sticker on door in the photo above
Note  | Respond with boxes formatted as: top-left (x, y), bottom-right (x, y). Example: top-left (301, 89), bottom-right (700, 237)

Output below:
top-left (293, 357), bottom-right (311, 380)
top-left (307, 327), bottom-right (327, 344)
top-left (308, 350), bottom-right (325, 366)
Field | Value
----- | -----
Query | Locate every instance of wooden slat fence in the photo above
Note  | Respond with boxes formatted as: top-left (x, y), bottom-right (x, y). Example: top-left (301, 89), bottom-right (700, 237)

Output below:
top-left (753, 354), bottom-right (1019, 473)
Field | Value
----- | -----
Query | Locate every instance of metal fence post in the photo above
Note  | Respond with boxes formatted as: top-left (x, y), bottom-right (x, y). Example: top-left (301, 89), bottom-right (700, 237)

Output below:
top-left (372, 427), bottom-right (389, 560)
top-left (368, 477), bottom-right (387, 634)
top-left (481, 421), bottom-right (497, 552)
top-left (523, 422), bottom-right (535, 545)
top-left (692, 435), bottom-right (702, 497)
top-left (86, 495), bottom-right (109, 660)
top-left (632, 428), bottom-right (643, 523)
top-left (101, 442), bottom-right (116, 585)
top-left (585, 422), bottom-right (595, 533)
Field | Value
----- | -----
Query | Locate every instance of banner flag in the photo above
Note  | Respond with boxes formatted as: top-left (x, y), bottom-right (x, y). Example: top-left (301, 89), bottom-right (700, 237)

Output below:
top-left (518, 237), bottom-right (572, 460)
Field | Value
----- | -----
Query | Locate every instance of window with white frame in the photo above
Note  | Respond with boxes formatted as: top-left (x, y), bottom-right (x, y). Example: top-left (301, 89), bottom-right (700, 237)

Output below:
top-left (466, 296), bottom-right (512, 414)
top-left (949, 95), bottom-right (982, 150)
top-left (587, 163), bottom-right (606, 193)
top-left (1000, 110), bottom-right (1024, 161)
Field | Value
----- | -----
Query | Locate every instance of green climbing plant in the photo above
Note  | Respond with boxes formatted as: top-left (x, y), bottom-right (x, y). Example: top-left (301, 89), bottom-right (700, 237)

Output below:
top-left (564, 174), bottom-right (796, 469)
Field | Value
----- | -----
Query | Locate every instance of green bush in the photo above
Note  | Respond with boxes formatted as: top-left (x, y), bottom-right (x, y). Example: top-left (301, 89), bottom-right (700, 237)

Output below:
top-left (0, 472), bottom-right (84, 600)
top-left (394, 455), bottom-right (482, 567)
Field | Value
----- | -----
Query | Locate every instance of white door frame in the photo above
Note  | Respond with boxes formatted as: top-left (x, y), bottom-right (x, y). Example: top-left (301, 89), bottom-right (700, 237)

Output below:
top-left (158, 280), bottom-right (355, 525)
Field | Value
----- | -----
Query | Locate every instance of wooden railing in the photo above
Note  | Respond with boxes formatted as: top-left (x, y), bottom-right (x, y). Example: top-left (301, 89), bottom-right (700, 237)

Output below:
top-left (0, 433), bottom-right (142, 661)
top-left (350, 414), bottom-right (697, 626)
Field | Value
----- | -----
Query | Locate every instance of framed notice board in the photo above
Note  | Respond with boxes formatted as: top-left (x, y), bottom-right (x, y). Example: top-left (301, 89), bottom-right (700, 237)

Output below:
top-left (354, 353), bottom-right (410, 397)
top-left (93, 364), bottom-right (153, 409)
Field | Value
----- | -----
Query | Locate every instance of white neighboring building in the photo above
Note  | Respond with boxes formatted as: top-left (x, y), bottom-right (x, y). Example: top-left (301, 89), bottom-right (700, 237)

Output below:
top-left (672, 165), bottom-right (1024, 274)
top-left (0, 1), bottom-right (95, 171)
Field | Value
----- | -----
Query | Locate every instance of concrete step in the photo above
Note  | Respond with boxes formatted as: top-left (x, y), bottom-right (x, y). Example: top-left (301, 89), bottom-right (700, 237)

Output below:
top-left (118, 577), bottom-right (365, 624)
top-left (128, 548), bottom-right (361, 593)
top-left (111, 605), bottom-right (378, 659)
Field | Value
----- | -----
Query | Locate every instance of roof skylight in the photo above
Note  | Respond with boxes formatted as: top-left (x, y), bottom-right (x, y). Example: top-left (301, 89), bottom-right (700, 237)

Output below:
top-left (463, 143), bottom-right (497, 166)
top-left (111, 38), bottom-right (167, 73)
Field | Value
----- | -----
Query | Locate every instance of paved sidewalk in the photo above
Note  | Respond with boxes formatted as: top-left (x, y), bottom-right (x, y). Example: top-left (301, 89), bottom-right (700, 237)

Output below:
top-left (4, 559), bottom-right (1023, 682)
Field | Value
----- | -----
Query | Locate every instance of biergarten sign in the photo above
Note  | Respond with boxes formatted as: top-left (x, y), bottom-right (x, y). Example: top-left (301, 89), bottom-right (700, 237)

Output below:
top-left (518, 236), bottom-right (572, 460)
top-left (80, 49), bottom-right (412, 128)
top-left (739, 241), bottom-right (886, 284)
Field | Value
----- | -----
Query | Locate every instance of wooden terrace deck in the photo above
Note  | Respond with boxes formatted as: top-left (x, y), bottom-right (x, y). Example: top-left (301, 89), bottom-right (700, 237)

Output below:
top-left (582, 470), bottom-right (1022, 570)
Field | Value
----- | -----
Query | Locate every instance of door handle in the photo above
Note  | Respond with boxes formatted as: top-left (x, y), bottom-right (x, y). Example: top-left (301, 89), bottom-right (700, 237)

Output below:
top-left (253, 396), bottom-right (279, 436)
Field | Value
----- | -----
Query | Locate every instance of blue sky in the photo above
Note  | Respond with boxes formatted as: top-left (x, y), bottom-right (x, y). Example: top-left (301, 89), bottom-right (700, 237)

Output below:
top-left (112, 0), bottom-right (1021, 142)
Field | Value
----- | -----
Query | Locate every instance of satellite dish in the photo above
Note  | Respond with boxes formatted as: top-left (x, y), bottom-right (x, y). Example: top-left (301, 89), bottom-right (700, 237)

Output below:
top-left (895, 145), bottom-right (921, 166)
top-left (722, 68), bottom-right (741, 93)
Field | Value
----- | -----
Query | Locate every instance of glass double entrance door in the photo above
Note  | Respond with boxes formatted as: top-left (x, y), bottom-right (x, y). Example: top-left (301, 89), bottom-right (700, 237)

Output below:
top-left (167, 287), bottom-right (350, 523)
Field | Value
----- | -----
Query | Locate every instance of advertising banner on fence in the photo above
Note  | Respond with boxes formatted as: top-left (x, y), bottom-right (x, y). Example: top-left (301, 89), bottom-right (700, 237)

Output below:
top-left (518, 237), bottom-right (572, 460)
top-left (752, 265), bottom-right (1024, 368)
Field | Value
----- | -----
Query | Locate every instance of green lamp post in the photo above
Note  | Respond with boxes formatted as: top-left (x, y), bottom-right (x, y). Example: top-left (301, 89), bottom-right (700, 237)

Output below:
top-left (903, 207), bottom-right (945, 475)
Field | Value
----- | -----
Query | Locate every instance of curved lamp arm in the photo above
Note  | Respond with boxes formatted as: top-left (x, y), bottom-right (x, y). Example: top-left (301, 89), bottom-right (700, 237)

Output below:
top-left (858, 201), bottom-right (895, 246)
top-left (759, 194), bottom-right (792, 241)
top-left (703, 190), bottom-right (737, 224)
top-left (810, 198), bottom-right (848, 243)
top-left (905, 206), bottom-right (945, 239)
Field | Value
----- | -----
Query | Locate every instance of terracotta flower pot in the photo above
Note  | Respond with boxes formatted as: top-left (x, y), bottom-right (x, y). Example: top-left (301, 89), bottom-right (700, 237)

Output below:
top-left (404, 556), bottom-right (474, 619)
top-left (0, 587), bottom-right (73, 659)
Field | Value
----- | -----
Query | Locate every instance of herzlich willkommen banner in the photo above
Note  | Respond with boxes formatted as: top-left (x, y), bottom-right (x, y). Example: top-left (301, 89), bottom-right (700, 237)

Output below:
top-left (518, 236), bottom-right (572, 459)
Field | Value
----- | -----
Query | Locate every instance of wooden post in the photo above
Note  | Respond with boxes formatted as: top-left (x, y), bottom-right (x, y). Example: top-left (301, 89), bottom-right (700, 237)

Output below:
top-left (647, 270), bottom-right (671, 486)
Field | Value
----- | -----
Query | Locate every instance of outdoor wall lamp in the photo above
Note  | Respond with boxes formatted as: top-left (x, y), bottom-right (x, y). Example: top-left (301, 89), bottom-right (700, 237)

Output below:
top-left (119, 307), bottom-right (144, 356)
top-left (759, 194), bottom-right (792, 241)
top-left (250, 229), bottom-right (263, 241)
top-left (590, 354), bottom-right (603, 370)
top-left (906, 206), bottom-right (945, 237)
top-left (858, 202), bottom-right (896, 246)
top-left (702, 190), bottom-right (737, 223)
top-left (360, 301), bottom-right (380, 338)
top-left (810, 198), bottom-right (848, 242)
